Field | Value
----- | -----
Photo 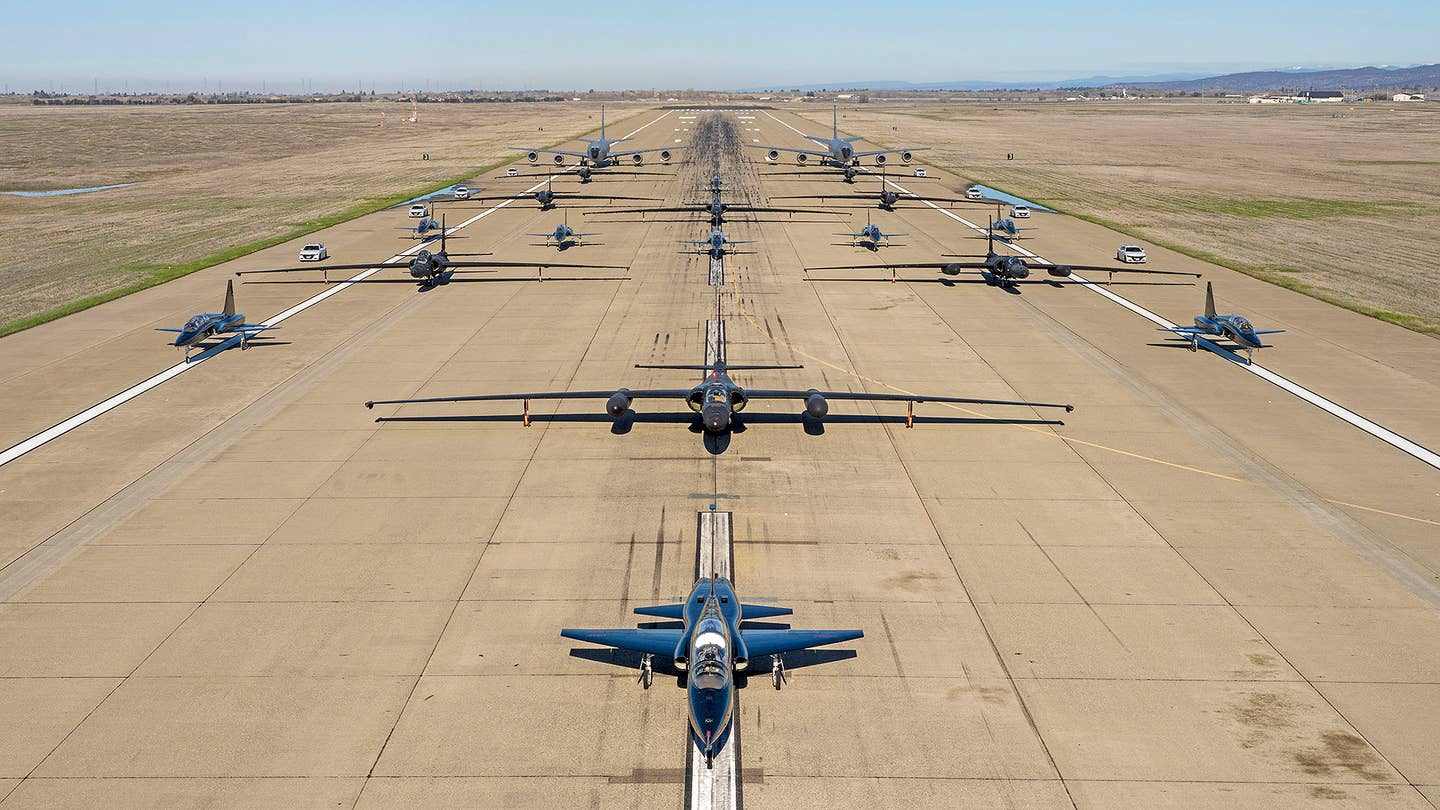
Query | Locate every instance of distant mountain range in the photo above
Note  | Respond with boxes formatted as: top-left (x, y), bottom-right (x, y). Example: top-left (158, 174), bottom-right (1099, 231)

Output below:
top-left (1126, 64), bottom-right (1440, 92)
top-left (743, 64), bottom-right (1440, 93)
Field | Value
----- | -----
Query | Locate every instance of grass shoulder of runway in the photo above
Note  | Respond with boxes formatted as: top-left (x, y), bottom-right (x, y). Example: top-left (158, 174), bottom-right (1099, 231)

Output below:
top-left (821, 101), bottom-right (1440, 336)
top-left (0, 103), bottom-right (653, 337)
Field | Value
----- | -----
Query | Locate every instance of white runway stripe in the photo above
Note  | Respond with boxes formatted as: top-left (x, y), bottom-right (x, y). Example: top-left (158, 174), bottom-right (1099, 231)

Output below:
top-left (761, 111), bottom-right (1440, 472)
top-left (0, 112), bottom-right (672, 468)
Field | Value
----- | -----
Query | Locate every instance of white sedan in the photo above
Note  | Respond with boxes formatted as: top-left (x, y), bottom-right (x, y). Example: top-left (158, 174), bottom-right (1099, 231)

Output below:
top-left (298, 243), bottom-right (328, 262)
top-left (1116, 245), bottom-right (1148, 263)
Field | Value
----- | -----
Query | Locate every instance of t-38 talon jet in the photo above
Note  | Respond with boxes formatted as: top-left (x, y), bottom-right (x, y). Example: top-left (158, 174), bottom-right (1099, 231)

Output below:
top-left (155, 280), bottom-right (278, 361)
top-left (1157, 282), bottom-right (1284, 363)
top-left (513, 106), bottom-right (677, 167)
top-left (839, 212), bottom-right (906, 249)
top-left (807, 219), bottom-right (1202, 287)
top-left (748, 105), bottom-right (927, 169)
top-left (681, 227), bottom-right (757, 258)
top-left (234, 218), bottom-right (626, 286)
top-left (562, 576), bottom-right (863, 767)
top-left (364, 358), bottom-right (1073, 433)
top-left (528, 212), bottom-right (596, 249)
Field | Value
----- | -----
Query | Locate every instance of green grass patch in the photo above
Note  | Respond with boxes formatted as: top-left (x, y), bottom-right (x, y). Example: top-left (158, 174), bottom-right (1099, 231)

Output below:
top-left (1338, 159), bottom-right (1440, 166)
top-left (1173, 196), bottom-right (1421, 220)
top-left (0, 109), bottom-right (655, 338)
top-left (915, 154), bottom-right (1439, 336)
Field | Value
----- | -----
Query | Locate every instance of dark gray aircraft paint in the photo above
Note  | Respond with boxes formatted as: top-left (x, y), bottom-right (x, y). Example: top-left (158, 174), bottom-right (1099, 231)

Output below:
top-left (561, 576), bottom-right (863, 767)
top-left (364, 358), bottom-right (1073, 434)
top-left (808, 219), bottom-right (1202, 288)
top-left (234, 218), bottom-right (626, 286)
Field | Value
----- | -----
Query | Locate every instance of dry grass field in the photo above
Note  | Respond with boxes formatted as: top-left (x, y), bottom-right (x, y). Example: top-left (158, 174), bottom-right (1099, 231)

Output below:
top-left (0, 100), bottom-right (653, 333)
top-left (808, 99), bottom-right (1440, 334)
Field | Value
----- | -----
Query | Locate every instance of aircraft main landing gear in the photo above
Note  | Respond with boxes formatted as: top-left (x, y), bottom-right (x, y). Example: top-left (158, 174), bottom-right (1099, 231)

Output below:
top-left (638, 654), bottom-right (653, 689)
top-left (771, 655), bottom-right (788, 690)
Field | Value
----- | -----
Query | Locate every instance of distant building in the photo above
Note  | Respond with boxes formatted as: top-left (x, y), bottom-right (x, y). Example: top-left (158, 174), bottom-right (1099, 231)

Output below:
top-left (1393, 92), bottom-right (1426, 102)
top-left (1296, 90), bottom-right (1344, 102)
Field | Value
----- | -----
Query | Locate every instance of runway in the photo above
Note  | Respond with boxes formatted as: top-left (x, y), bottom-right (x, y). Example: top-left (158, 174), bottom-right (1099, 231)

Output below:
top-left (0, 106), bottom-right (1438, 809)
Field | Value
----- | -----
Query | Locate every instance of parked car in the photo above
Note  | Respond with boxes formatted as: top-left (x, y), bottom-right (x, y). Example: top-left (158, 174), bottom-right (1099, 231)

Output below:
top-left (298, 243), bottom-right (328, 262)
top-left (408, 203), bottom-right (429, 218)
top-left (453, 185), bottom-right (470, 200)
top-left (965, 186), bottom-right (983, 200)
top-left (913, 168), bottom-right (927, 177)
top-left (1010, 205), bottom-right (1031, 218)
top-left (506, 167), bottom-right (520, 177)
top-left (1116, 245), bottom-right (1148, 263)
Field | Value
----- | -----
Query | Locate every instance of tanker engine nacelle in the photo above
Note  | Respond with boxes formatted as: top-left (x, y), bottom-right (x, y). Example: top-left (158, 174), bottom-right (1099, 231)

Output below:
top-left (900, 150), bottom-right (914, 163)
top-left (874, 154), bottom-right (887, 166)
top-left (795, 153), bottom-right (809, 165)
top-left (766, 149), bottom-right (780, 162)
top-left (659, 150), bottom-right (672, 163)
top-left (553, 154), bottom-right (567, 165)
top-left (527, 151), bottom-right (540, 163)
top-left (632, 153), bottom-right (645, 166)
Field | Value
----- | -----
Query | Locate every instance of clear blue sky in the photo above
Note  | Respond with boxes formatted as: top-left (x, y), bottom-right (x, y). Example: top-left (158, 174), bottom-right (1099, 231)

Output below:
top-left (3, 0), bottom-right (1436, 93)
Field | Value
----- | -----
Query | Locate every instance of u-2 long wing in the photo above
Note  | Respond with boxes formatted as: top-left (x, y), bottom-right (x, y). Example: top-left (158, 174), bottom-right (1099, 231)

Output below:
top-left (742, 389), bottom-right (1074, 412)
top-left (740, 629), bottom-right (864, 658)
top-left (561, 628), bottom-right (684, 657)
top-left (364, 389), bottom-right (691, 409)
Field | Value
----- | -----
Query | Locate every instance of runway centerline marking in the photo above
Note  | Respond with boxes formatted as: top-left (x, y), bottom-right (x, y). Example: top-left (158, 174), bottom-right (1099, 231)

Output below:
top-left (760, 110), bottom-right (1440, 474)
top-left (0, 112), bottom-right (673, 469)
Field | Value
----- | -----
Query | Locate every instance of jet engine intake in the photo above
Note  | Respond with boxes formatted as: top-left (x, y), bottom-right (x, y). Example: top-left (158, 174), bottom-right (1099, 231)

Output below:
top-left (804, 390), bottom-right (829, 419)
top-left (766, 149), bottom-right (779, 162)
top-left (606, 389), bottom-right (632, 418)
top-left (553, 154), bottom-right (567, 165)
top-left (658, 150), bottom-right (672, 163)
top-left (795, 153), bottom-right (809, 165)
top-left (900, 150), bottom-right (914, 163)
top-left (526, 151), bottom-right (539, 163)
top-left (874, 154), bottom-right (888, 166)
top-left (631, 153), bottom-right (644, 166)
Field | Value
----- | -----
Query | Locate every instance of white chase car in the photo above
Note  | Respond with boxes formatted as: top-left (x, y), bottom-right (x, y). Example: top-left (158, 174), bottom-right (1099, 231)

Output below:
top-left (506, 167), bottom-right (520, 177)
top-left (453, 185), bottom-right (471, 200)
top-left (1010, 204), bottom-right (1031, 218)
top-left (408, 203), bottom-right (429, 218)
top-left (1116, 245), bottom-right (1148, 263)
top-left (913, 168), bottom-right (927, 177)
top-left (965, 186), bottom-right (983, 200)
top-left (298, 243), bottom-right (328, 262)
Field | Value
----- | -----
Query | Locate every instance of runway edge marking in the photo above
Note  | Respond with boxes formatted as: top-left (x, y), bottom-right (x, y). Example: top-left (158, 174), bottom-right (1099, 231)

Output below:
top-left (0, 111), bottom-right (674, 469)
top-left (761, 110), bottom-right (1440, 473)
